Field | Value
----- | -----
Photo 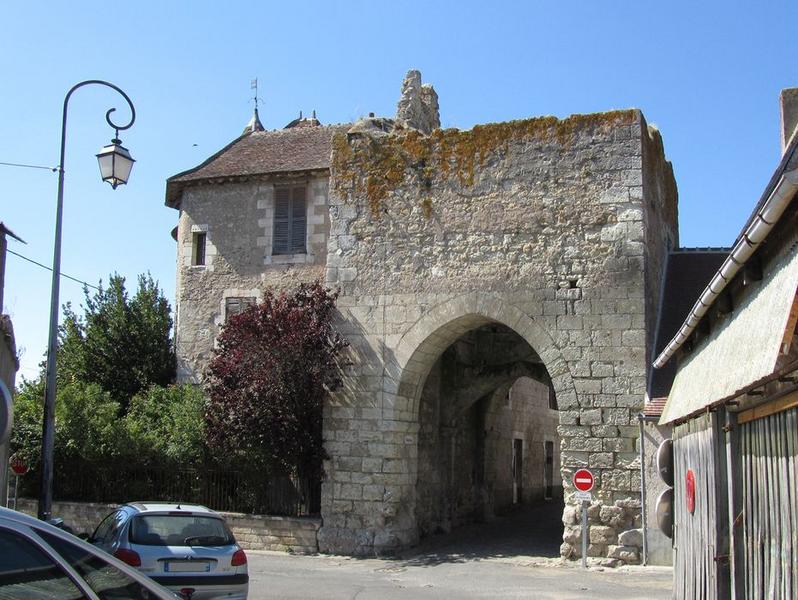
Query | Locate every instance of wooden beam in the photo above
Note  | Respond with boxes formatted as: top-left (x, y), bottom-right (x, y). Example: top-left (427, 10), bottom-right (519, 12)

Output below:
top-left (737, 389), bottom-right (798, 424)
top-left (781, 290), bottom-right (798, 355)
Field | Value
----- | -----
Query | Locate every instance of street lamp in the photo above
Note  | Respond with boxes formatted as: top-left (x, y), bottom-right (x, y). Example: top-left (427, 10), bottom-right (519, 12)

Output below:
top-left (38, 80), bottom-right (136, 521)
top-left (96, 138), bottom-right (135, 189)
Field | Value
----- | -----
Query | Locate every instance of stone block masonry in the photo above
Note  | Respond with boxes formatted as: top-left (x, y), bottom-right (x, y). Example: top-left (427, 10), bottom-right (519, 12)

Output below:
top-left (319, 107), bottom-right (677, 561)
top-left (15, 499), bottom-right (321, 554)
top-left (165, 71), bottom-right (678, 565)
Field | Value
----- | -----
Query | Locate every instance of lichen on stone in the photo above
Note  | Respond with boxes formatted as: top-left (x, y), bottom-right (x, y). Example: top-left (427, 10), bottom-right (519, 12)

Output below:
top-left (332, 109), bottom-right (638, 218)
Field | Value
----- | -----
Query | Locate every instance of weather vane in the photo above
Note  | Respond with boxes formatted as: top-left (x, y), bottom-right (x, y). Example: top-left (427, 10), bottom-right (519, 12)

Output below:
top-left (251, 78), bottom-right (261, 109)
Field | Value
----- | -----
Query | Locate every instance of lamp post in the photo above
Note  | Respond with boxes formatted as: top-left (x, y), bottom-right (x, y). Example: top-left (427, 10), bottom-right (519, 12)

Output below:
top-left (38, 80), bottom-right (136, 521)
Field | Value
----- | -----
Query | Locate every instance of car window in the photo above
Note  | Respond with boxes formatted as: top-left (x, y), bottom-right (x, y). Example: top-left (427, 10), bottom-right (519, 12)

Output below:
top-left (130, 515), bottom-right (235, 547)
top-left (92, 510), bottom-right (121, 543)
top-left (0, 528), bottom-right (88, 599)
top-left (35, 529), bottom-right (161, 600)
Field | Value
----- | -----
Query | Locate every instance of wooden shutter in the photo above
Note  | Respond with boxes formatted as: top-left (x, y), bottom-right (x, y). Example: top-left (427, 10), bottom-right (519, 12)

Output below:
top-left (290, 186), bottom-right (307, 253)
top-left (225, 296), bottom-right (256, 322)
top-left (225, 297), bottom-right (240, 321)
top-left (273, 187), bottom-right (290, 255)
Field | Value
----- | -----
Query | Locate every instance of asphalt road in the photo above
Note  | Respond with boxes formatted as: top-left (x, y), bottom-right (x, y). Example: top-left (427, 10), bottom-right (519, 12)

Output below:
top-left (245, 503), bottom-right (672, 599)
top-left (246, 551), bottom-right (673, 599)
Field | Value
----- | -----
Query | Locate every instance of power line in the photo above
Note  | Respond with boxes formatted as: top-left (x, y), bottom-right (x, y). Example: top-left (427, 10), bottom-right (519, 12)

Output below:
top-left (6, 249), bottom-right (99, 290)
top-left (0, 161), bottom-right (58, 172)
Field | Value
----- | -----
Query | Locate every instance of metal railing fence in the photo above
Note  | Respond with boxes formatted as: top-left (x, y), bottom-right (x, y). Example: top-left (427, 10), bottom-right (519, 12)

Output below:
top-left (19, 461), bottom-right (321, 517)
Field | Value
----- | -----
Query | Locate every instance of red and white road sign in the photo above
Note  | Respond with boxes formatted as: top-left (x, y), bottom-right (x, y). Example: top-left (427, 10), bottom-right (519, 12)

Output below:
top-left (10, 455), bottom-right (29, 476)
top-left (573, 468), bottom-right (594, 492)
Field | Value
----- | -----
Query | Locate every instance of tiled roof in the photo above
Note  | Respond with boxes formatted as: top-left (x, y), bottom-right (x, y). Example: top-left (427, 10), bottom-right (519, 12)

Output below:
top-left (643, 397), bottom-right (668, 418)
top-left (649, 248), bottom-right (730, 399)
top-left (165, 124), bottom-right (350, 207)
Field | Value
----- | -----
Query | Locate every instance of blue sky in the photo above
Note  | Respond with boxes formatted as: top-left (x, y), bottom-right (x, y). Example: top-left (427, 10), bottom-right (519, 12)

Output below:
top-left (2, 1), bottom-right (796, 381)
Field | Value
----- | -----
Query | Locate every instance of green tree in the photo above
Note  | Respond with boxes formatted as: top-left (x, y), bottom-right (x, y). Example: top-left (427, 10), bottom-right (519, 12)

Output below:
top-left (125, 384), bottom-right (207, 465)
top-left (57, 273), bottom-right (176, 410)
top-left (10, 379), bottom-right (125, 467)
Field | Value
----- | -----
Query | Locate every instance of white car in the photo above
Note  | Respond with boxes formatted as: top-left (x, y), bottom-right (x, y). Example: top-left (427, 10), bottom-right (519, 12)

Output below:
top-left (91, 503), bottom-right (248, 600)
top-left (0, 505), bottom-right (177, 599)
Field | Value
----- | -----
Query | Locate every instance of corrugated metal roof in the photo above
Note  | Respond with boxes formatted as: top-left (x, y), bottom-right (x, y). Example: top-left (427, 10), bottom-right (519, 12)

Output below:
top-left (660, 242), bottom-right (798, 424)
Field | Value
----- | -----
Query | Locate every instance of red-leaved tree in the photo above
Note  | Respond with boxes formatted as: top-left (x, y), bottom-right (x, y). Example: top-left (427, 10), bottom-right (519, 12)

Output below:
top-left (205, 282), bottom-right (347, 480)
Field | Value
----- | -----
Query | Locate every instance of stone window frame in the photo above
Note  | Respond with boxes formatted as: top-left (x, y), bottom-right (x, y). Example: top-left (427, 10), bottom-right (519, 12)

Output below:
top-left (214, 288), bottom-right (262, 330)
top-left (257, 176), bottom-right (329, 267)
top-left (272, 184), bottom-right (307, 256)
top-left (224, 296), bottom-right (257, 322)
top-left (186, 224), bottom-right (216, 271)
top-left (192, 231), bottom-right (207, 266)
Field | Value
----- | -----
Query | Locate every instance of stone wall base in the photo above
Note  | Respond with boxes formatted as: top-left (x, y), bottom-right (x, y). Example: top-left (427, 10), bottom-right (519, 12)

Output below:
top-left (14, 498), bottom-right (320, 554)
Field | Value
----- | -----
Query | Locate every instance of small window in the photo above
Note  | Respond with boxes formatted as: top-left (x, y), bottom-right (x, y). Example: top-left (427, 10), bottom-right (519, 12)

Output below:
top-left (225, 296), bottom-right (256, 322)
top-left (548, 386), bottom-right (558, 410)
top-left (91, 510), bottom-right (119, 544)
top-left (273, 185), bottom-right (307, 255)
top-left (192, 231), bottom-right (207, 266)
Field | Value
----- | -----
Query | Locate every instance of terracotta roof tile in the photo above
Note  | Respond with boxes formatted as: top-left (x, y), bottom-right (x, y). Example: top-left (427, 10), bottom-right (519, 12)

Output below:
top-left (643, 397), bottom-right (668, 418)
top-left (166, 124), bottom-right (350, 207)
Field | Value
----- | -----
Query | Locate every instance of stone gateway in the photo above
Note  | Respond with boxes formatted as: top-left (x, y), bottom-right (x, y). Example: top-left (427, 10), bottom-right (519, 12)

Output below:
top-left (166, 70), bottom-right (681, 563)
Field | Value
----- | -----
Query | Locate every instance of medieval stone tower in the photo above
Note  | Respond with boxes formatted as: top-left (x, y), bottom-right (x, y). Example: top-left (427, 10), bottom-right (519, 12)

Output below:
top-left (166, 70), bottom-right (679, 562)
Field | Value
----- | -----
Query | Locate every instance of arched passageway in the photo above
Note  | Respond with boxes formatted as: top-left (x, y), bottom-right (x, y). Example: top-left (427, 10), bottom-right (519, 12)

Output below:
top-left (410, 321), bottom-right (563, 547)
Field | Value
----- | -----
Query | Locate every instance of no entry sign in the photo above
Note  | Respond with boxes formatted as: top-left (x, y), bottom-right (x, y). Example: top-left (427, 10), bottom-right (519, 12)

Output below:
top-left (573, 468), bottom-right (594, 492)
top-left (10, 455), bottom-right (29, 476)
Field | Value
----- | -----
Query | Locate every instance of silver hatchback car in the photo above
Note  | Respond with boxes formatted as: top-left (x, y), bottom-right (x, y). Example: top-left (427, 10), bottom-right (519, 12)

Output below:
top-left (91, 503), bottom-right (248, 600)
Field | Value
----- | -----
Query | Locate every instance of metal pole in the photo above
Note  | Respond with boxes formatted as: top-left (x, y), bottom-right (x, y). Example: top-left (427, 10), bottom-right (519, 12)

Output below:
top-left (639, 413), bottom-right (648, 565)
top-left (581, 500), bottom-right (588, 568)
top-left (38, 80), bottom-right (135, 522)
top-left (13, 474), bottom-right (18, 510)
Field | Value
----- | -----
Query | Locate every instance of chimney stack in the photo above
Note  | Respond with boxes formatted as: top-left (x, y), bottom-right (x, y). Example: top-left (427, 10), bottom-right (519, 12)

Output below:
top-left (780, 88), bottom-right (798, 153)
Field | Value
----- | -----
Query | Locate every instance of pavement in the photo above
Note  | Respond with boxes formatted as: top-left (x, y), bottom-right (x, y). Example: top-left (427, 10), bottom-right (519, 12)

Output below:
top-left (245, 502), bottom-right (673, 599)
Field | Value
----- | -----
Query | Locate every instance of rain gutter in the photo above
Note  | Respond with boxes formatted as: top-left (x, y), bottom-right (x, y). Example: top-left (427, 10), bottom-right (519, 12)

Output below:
top-left (653, 157), bottom-right (798, 369)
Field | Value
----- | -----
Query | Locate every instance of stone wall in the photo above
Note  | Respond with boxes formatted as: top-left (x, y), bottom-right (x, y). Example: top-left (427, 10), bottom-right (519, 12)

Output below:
top-left (484, 376), bottom-right (561, 509)
top-left (174, 175), bottom-right (329, 382)
top-left (14, 499), bottom-right (321, 554)
top-left (319, 109), bottom-right (678, 560)
top-left (641, 123), bottom-right (679, 372)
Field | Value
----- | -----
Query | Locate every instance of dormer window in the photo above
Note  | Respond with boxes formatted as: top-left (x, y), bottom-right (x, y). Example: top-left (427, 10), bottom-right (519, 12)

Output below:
top-left (273, 185), bottom-right (307, 255)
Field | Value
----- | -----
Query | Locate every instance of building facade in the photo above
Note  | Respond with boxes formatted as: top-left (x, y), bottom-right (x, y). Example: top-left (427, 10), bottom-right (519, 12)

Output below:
top-left (657, 89), bottom-right (798, 599)
top-left (166, 71), bottom-right (683, 562)
top-left (0, 223), bottom-right (22, 506)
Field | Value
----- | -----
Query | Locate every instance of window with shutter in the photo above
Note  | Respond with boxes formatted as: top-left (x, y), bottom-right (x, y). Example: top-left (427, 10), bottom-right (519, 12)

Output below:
top-left (272, 185), bottom-right (307, 255)
top-left (225, 296), bottom-right (256, 322)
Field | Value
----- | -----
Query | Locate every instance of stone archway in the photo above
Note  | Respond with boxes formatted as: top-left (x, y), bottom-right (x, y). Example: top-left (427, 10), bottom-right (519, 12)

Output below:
top-left (389, 292), bottom-right (577, 418)
top-left (319, 291), bottom-right (643, 561)
top-left (388, 292), bottom-right (575, 546)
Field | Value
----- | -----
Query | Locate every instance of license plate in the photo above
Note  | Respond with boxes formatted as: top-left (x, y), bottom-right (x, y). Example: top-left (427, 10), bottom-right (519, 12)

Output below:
top-left (165, 561), bottom-right (211, 573)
